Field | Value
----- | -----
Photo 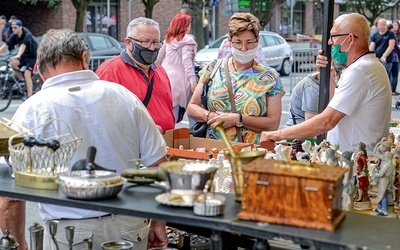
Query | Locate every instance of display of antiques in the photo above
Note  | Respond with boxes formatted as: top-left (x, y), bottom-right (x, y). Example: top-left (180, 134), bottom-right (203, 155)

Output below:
top-left (26, 221), bottom-right (207, 250)
top-left (2, 116), bottom-right (400, 250)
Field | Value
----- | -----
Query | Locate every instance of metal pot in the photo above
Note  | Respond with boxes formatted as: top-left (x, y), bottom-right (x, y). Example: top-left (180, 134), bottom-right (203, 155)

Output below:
top-left (101, 240), bottom-right (134, 250)
top-left (57, 169), bottom-right (125, 200)
top-left (159, 161), bottom-right (218, 203)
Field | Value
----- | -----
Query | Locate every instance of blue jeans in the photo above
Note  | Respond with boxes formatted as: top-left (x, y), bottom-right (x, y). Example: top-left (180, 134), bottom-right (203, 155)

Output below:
top-left (384, 62), bottom-right (393, 81)
top-left (377, 190), bottom-right (388, 212)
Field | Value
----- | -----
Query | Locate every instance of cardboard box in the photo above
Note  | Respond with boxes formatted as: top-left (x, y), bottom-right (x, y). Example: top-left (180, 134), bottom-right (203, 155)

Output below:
top-left (163, 128), bottom-right (253, 160)
top-left (238, 158), bottom-right (347, 231)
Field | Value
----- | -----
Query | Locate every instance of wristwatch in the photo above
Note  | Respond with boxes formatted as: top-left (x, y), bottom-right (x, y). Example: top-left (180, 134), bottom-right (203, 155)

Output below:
top-left (236, 113), bottom-right (243, 127)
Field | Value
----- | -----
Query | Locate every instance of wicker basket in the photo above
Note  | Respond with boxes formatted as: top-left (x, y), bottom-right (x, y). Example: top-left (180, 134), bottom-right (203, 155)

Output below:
top-left (8, 118), bottom-right (82, 189)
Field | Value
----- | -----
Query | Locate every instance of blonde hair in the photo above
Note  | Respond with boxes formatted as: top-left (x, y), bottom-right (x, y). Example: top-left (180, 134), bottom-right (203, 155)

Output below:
top-left (229, 13), bottom-right (260, 39)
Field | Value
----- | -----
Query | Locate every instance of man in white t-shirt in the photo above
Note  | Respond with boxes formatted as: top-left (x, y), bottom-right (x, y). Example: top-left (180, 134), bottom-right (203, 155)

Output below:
top-left (0, 29), bottom-right (168, 250)
top-left (261, 13), bottom-right (391, 153)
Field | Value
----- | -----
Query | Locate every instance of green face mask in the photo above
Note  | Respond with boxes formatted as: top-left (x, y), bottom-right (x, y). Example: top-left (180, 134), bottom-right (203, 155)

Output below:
top-left (331, 35), bottom-right (350, 64)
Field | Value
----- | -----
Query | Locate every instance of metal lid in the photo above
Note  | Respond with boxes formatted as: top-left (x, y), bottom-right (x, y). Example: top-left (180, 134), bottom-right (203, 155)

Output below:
top-left (28, 222), bottom-right (44, 232)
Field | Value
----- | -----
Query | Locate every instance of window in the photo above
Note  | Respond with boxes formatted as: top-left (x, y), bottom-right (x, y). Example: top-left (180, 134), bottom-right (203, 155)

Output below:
top-left (264, 35), bottom-right (277, 47)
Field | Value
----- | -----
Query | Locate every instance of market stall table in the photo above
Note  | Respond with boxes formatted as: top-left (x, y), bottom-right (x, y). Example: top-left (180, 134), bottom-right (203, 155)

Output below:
top-left (0, 178), bottom-right (399, 249)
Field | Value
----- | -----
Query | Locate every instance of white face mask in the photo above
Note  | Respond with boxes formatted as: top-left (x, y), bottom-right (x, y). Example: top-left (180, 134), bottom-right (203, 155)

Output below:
top-left (231, 46), bottom-right (257, 64)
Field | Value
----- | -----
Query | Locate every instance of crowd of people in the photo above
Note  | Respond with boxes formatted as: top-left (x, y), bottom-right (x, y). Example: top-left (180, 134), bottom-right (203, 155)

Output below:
top-left (0, 8), bottom-right (397, 249)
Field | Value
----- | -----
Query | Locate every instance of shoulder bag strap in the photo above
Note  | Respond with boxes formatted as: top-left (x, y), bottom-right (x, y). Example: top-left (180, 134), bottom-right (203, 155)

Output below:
top-left (142, 77), bottom-right (154, 107)
top-left (202, 59), bottom-right (223, 108)
top-left (223, 58), bottom-right (243, 142)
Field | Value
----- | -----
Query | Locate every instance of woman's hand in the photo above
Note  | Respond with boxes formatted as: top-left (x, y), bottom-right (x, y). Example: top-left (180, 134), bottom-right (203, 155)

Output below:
top-left (207, 111), bottom-right (239, 129)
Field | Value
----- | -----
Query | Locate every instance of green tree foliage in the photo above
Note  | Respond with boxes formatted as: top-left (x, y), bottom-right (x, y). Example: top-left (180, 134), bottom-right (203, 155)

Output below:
top-left (346, 0), bottom-right (400, 24)
top-left (18, 0), bottom-right (91, 31)
top-left (19, 0), bottom-right (60, 9)
top-left (249, 0), bottom-right (275, 28)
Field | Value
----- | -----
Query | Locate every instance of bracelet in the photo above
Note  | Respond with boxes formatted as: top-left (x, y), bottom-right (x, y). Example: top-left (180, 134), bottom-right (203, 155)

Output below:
top-left (206, 111), bottom-right (211, 122)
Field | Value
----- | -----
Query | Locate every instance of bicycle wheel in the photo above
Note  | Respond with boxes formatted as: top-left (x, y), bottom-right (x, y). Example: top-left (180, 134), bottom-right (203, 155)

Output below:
top-left (0, 79), bottom-right (13, 112)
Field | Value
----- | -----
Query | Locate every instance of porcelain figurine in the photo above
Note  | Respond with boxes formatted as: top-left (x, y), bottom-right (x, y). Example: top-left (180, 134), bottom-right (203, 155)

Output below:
top-left (296, 140), bottom-right (312, 162)
top-left (341, 151), bottom-right (355, 211)
top-left (314, 139), bottom-right (332, 165)
top-left (290, 139), bottom-right (304, 161)
top-left (353, 142), bottom-right (372, 210)
top-left (274, 144), bottom-right (291, 161)
top-left (394, 171), bottom-right (400, 209)
top-left (373, 151), bottom-right (396, 216)
top-left (326, 148), bottom-right (340, 167)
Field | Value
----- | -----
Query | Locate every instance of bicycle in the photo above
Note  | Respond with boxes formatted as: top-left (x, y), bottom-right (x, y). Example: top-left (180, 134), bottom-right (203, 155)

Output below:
top-left (0, 57), bottom-right (43, 111)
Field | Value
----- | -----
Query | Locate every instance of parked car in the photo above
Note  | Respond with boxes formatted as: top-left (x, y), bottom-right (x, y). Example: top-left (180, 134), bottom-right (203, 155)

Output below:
top-left (194, 31), bottom-right (293, 76)
top-left (37, 32), bottom-right (122, 56)
top-left (36, 33), bottom-right (122, 71)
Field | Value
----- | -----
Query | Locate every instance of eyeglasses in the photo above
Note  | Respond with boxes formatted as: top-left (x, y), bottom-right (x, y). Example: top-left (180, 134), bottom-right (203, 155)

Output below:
top-left (230, 40), bottom-right (258, 50)
top-left (11, 26), bottom-right (18, 29)
top-left (128, 37), bottom-right (163, 49)
top-left (329, 33), bottom-right (358, 43)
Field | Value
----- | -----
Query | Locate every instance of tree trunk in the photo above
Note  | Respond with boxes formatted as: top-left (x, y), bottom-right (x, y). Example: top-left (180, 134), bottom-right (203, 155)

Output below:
top-left (71, 0), bottom-right (91, 32)
top-left (142, 0), bottom-right (159, 18)
top-left (188, 0), bottom-right (204, 49)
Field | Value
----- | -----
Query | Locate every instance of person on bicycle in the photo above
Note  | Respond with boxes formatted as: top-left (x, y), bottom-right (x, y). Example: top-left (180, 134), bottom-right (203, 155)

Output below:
top-left (0, 19), bottom-right (38, 100)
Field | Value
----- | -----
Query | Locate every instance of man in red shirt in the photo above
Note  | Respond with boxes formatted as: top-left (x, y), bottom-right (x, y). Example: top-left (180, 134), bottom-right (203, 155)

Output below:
top-left (96, 17), bottom-right (174, 133)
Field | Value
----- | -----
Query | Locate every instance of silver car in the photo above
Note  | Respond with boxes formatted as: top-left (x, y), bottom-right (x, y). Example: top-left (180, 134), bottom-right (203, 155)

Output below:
top-left (195, 31), bottom-right (293, 76)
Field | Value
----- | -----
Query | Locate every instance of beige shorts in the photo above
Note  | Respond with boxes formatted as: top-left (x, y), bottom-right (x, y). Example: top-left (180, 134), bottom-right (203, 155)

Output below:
top-left (43, 215), bottom-right (149, 250)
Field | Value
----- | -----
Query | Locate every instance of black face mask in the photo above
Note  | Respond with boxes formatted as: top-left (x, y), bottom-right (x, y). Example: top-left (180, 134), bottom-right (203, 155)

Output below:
top-left (130, 42), bottom-right (159, 65)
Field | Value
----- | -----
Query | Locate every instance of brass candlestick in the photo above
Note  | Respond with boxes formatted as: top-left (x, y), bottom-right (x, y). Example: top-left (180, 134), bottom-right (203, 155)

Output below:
top-left (211, 121), bottom-right (266, 202)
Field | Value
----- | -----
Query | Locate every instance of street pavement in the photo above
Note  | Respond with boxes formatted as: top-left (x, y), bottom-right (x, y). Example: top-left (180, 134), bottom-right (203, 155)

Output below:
top-left (2, 74), bottom-right (400, 245)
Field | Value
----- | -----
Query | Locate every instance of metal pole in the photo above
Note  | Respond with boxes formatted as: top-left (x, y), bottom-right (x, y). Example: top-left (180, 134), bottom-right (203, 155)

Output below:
top-left (290, 4), bottom-right (294, 36)
top-left (212, 5), bottom-right (216, 41)
top-left (317, 0), bottom-right (335, 144)
top-left (107, 0), bottom-right (110, 29)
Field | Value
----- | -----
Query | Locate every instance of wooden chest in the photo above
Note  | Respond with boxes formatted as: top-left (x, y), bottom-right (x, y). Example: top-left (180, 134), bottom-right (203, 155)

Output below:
top-left (238, 158), bottom-right (347, 231)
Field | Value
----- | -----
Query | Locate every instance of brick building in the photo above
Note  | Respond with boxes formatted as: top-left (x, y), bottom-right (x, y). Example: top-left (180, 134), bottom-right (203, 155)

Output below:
top-left (0, 0), bottom-right (230, 43)
top-left (0, 0), bottom-right (396, 46)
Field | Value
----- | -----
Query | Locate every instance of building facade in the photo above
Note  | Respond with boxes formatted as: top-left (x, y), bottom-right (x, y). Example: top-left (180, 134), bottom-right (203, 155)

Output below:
top-left (0, 0), bottom-right (397, 45)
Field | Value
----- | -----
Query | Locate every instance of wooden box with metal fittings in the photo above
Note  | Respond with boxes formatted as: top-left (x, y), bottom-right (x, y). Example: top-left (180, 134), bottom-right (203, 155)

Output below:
top-left (237, 158), bottom-right (347, 231)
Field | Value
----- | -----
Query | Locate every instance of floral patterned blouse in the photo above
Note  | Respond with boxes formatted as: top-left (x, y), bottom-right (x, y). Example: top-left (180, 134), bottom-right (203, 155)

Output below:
top-left (199, 58), bottom-right (284, 144)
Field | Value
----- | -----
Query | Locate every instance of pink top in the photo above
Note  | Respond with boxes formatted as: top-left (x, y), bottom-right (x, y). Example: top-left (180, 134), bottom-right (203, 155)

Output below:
top-left (156, 34), bottom-right (198, 108)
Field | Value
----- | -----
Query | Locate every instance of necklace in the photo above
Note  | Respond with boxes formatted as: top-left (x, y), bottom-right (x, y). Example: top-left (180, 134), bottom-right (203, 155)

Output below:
top-left (232, 58), bottom-right (238, 72)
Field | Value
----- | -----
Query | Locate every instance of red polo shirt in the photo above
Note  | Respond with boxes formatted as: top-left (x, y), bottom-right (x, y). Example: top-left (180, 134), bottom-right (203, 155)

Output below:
top-left (96, 52), bottom-right (175, 133)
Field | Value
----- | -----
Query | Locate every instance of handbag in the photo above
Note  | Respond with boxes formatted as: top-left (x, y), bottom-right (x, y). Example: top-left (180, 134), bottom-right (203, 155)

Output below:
top-left (190, 59), bottom-right (223, 137)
